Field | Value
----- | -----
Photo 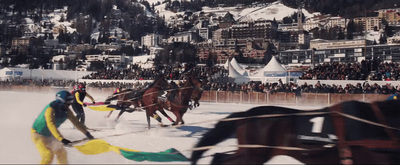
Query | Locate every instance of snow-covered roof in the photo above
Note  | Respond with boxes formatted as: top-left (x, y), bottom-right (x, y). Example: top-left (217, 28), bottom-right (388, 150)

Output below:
top-left (131, 55), bottom-right (154, 63)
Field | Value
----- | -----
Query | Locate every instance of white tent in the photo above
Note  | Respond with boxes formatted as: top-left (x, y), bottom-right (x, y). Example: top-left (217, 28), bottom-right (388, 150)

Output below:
top-left (262, 56), bottom-right (286, 72)
top-left (230, 58), bottom-right (247, 76)
top-left (228, 60), bottom-right (250, 83)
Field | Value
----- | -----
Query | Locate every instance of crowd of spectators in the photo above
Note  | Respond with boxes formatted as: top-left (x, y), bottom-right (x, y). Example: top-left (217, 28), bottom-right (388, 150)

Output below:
top-left (299, 59), bottom-right (400, 81)
top-left (2, 59), bottom-right (400, 95)
top-left (82, 63), bottom-right (229, 82)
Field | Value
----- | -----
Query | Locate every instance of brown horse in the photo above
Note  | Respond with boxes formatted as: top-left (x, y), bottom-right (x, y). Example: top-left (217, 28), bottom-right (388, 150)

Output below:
top-left (191, 99), bottom-right (400, 164)
top-left (104, 88), bottom-right (142, 121)
top-left (160, 74), bottom-right (203, 125)
top-left (141, 75), bottom-right (175, 129)
top-left (104, 76), bottom-right (175, 127)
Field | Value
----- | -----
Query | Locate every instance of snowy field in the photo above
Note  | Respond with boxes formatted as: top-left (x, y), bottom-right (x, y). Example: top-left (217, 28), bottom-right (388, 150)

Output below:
top-left (0, 90), bottom-right (326, 164)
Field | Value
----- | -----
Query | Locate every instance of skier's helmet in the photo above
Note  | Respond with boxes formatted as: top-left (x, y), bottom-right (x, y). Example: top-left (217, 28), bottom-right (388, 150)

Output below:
top-left (56, 90), bottom-right (74, 104)
top-left (78, 83), bottom-right (86, 91)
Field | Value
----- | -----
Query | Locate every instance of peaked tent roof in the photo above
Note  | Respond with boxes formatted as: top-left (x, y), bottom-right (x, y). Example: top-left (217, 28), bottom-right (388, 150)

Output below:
top-left (228, 61), bottom-right (244, 78)
top-left (230, 58), bottom-right (246, 75)
top-left (263, 56), bottom-right (286, 72)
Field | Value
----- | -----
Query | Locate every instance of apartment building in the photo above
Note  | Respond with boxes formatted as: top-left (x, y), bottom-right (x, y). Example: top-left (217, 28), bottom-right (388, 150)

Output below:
top-left (231, 20), bottom-right (277, 40)
top-left (11, 37), bottom-right (30, 53)
top-left (378, 8), bottom-right (400, 25)
top-left (353, 17), bottom-right (382, 31)
top-left (310, 39), bottom-right (367, 50)
top-left (279, 44), bottom-right (400, 65)
top-left (141, 33), bottom-right (164, 47)
top-left (212, 28), bottom-right (230, 40)
top-left (168, 31), bottom-right (198, 43)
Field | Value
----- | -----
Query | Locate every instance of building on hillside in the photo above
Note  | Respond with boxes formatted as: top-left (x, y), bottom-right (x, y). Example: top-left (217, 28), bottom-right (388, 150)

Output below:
top-left (168, 31), bottom-right (199, 43)
top-left (278, 44), bottom-right (400, 65)
top-left (195, 38), bottom-right (270, 64)
top-left (51, 55), bottom-right (70, 70)
top-left (377, 8), bottom-right (400, 25)
top-left (324, 17), bottom-right (349, 29)
top-left (231, 20), bottom-right (277, 40)
top-left (198, 27), bottom-right (211, 41)
top-left (353, 17), bottom-right (382, 31)
top-left (85, 54), bottom-right (126, 70)
top-left (212, 28), bottom-right (230, 40)
top-left (218, 12), bottom-right (235, 29)
top-left (11, 37), bottom-right (31, 54)
top-left (242, 40), bottom-right (267, 62)
top-left (141, 33), bottom-right (164, 47)
top-left (310, 39), bottom-right (367, 50)
top-left (52, 24), bottom-right (67, 34)
top-left (388, 35), bottom-right (400, 44)
top-left (67, 44), bottom-right (93, 53)
top-left (94, 44), bottom-right (121, 52)
top-left (149, 45), bottom-right (164, 56)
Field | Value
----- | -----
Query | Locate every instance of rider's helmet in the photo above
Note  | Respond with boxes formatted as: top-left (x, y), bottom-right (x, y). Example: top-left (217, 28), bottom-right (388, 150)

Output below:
top-left (78, 83), bottom-right (86, 92)
top-left (56, 90), bottom-right (74, 104)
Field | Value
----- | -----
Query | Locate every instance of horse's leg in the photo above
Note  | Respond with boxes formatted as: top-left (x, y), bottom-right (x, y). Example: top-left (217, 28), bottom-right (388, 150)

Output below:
top-left (171, 107), bottom-right (181, 125)
top-left (159, 109), bottom-right (174, 123)
top-left (115, 109), bottom-right (125, 121)
top-left (146, 110), bottom-right (151, 129)
top-left (106, 110), bottom-right (113, 118)
top-left (179, 109), bottom-right (185, 125)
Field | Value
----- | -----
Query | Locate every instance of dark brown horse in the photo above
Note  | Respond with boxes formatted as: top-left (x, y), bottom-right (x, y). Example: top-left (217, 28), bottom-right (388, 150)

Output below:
top-left (104, 76), bottom-right (175, 127)
top-left (160, 74), bottom-right (203, 125)
top-left (191, 99), bottom-right (400, 164)
top-left (104, 88), bottom-right (142, 121)
top-left (141, 75), bottom-right (175, 129)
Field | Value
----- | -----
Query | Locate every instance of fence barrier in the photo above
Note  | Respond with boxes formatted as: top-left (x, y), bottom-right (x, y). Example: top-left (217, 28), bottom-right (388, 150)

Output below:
top-left (0, 86), bottom-right (391, 106)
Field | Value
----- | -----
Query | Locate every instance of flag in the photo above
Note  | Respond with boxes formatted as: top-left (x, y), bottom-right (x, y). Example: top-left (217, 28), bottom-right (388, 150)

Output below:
top-left (74, 139), bottom-right (188, 162)
top-left (87, 105), bottom-right (116, 111)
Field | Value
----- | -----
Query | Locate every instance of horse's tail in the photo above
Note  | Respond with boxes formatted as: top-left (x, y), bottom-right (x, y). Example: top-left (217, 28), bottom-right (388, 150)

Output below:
top-left (190, 110), bottom-right (249, 164)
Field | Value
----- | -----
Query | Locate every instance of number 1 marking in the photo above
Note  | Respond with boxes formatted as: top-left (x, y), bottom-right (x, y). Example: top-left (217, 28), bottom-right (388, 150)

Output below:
top-left (310, 117), bottom-right (324, 133)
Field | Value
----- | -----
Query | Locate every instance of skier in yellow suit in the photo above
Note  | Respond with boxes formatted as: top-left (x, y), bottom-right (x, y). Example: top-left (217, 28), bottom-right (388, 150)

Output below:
top-left (31, 90), bottom-right (94, 164)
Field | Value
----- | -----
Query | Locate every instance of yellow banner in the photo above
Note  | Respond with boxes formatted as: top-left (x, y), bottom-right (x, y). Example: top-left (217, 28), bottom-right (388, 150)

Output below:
top-left (74, 139), bottom-right (111, 155)
top-left (87, 105), bottom-right (116, 111)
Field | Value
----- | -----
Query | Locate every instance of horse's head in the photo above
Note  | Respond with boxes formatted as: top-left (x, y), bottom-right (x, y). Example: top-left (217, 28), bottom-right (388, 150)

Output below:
top-left (185, 74), bottom-right (203, 91)
top-left (152, 74), bottom-right (169, 89)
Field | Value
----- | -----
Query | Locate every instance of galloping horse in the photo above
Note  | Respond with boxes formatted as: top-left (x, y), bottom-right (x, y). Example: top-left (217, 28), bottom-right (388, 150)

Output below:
top-left (104, 76), bottom-right (174, 126)
top-left (141, 75), bottom-right (175, 129)
top-left (191, 99), bottom-right (400, 164)
top-left (160, 74), bottom-right (203, 125)
top-left (104, 88), bottom-right (141, 121)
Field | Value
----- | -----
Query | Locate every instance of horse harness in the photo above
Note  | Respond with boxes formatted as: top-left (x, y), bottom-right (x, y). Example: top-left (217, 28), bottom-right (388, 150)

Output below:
top-left (329, 102), bottom-right (400, 164)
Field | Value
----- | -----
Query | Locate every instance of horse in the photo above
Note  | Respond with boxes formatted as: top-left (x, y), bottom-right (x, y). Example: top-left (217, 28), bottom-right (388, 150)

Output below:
top-left (190, 99), bottom-right (400, 164)
top-left (159, 74), bottom-right (203, 125)
top-left (104, 76), bottom-right (175, 126)
top-left (141, 74), bottom-right (176, 129)
top-left (104, 88), bottom-right (142, 121)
